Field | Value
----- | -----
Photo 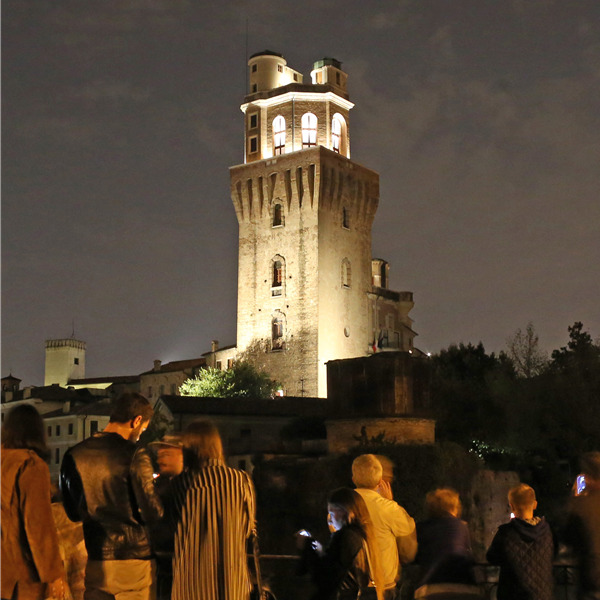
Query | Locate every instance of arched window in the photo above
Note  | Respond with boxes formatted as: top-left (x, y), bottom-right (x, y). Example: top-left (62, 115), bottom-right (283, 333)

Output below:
top-left (273, 116), bottom-right (286, 155)
top-left (342, 258), bottom-right (351, 288)
top-left (272, 311), bottom-right (285, 350)
top-left (273, 203), bottom-right (283, 227)
top-left (331, 114), bottom-right (348, 155)
top-left (302, 112), bottom-right (317, 148)
top-left (271, 255), bottom-right (285, 296)
top-left (331, 116), bottom-right (342, 153)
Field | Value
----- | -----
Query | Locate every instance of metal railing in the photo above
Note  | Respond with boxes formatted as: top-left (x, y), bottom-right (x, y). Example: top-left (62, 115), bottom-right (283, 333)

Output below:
top-left (254, 556), bottom-right (580, 600)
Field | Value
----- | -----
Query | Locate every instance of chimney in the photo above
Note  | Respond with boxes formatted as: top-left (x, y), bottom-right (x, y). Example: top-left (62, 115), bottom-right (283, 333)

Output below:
top-left (153, 360), bottom-right (162, 372)
top-left (211, 340), bottom-right (219, 353)
top-left (63, 400), bottom-right (71, 414)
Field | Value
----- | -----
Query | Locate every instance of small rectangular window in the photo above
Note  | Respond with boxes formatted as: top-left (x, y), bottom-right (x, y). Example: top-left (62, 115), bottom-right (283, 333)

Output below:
top-left (68, 423), bottom-right (73, 435)
top-left (249, 114), bottom-right (258, 129)
top-left (216, 360), bottom-right (222, 370)
top-left (227, 358), bottom-right (234, 369)
top-left (293, 74), bottom-right (298, 81)
top-left (48, 426), bottom-right (52, 437)
top-left (90, 420), bottom-right (98, 435)
top-left (249, 136), bottom-right (258, 153)
top-left (56, 425), bottom-right (61, 436)
top-left (55, 448), bottom-right (60, 464)
top-left (277, 65), bottom-right (283, 73)
top-left (252, 83), bottom-right (257, 93)
top-left (252, 64), bottom-right (257, 73)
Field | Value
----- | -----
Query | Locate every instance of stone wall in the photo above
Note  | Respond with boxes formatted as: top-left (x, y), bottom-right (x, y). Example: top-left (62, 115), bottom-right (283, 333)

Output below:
top-left (326, 417), bottom-right (435, 454)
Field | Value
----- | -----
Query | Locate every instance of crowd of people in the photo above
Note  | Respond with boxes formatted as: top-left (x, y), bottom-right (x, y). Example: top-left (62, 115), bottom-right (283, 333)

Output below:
top-left (1, 393), bottom-right (599, 600)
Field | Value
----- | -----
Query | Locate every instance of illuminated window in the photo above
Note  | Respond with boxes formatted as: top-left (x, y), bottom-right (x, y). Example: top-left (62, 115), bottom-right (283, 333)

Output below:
top-left (331, 114), bottom-right (347, 155)
top-left (332, 116), bottom-right (341, 153)
top-left (273, 116), bottom-right (286, 155)
top-left (272, 313), bottom-right (285, 350)
top-left (273, 260), bottom-right (283, 287)
top-left (302, 113), bottom-right (317, 148)
top-left (273, 203), bottom-right (283, 227)
top-left (342, 207), bottom-right (350, 229)
top-left (342, 258), bottom-right (351, 288)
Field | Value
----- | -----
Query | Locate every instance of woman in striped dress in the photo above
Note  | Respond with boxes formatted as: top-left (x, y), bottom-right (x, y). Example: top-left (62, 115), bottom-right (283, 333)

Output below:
top-left (168, 420), bottom-right (256, 600)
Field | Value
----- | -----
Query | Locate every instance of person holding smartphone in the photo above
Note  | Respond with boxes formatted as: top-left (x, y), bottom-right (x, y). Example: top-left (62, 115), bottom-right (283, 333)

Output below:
top-left (563, 452), bottom-right (600, 600)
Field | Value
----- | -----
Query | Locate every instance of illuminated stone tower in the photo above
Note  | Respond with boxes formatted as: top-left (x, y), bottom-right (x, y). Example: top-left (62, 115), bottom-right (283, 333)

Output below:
top-left (231, 51), bottom-right (413, 398)
top-left (44, 337), bottom-right (86, 386)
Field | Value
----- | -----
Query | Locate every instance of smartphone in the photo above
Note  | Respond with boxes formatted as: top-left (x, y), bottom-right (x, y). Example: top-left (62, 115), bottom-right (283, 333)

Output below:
top-left (577, 474), bottom-right (586, 495)
top-left (297, 529), bottom-right (311, 537)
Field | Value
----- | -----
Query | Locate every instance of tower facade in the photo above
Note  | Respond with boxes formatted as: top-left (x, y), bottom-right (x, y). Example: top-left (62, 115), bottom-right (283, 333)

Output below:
top-left (231, 52), bottom-right (378, 398)
top-left (44, 338), bottom-right (86, 386)
top-left (231, 51), bottom-right (416, 398)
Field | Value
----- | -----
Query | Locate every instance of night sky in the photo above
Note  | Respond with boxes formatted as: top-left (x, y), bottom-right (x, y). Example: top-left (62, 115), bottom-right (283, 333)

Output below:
top-left (3, 1), bottom-right (600, 387)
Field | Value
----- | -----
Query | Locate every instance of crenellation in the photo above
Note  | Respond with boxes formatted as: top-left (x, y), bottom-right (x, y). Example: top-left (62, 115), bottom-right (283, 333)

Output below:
top-left (284, 169), bottom-right (292, 209)
top-left (296, 167), bottom-right (304, 207)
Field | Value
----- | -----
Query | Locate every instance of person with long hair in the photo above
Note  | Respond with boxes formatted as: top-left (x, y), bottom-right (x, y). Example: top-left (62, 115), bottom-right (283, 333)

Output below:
top-left (298, 487), bottom-right (385, 600)
top-left (1, 404), bottom-right (67, 600)
top-left (167, 420), bottom-right (256, 600)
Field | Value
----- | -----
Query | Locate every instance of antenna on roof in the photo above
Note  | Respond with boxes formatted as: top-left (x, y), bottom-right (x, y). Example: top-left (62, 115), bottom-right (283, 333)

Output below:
top-left (71, 320), bottom-right (76, 338)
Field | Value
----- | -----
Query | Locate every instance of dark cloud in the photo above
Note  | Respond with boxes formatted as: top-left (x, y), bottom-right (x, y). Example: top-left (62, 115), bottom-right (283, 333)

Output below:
top-left (2, 0), bottom-right (599, 385)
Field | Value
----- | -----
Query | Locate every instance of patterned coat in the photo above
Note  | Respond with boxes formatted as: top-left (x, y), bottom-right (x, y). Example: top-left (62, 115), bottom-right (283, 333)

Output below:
top-left (486, 516), bottom-right (554, 600)
top-left (169, 459), bottom-right (256, 600)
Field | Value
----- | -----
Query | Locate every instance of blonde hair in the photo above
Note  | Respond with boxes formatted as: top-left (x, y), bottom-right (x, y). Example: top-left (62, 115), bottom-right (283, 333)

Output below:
top-left (425, 488), bottom-right (462, 518)
top-left (328, 488), bottom-right (385, 600)
top-left (182, 420), bottom-right (224, 470)
top-left (508, 484), bottom-right (536, 511)
top-left (352, 454), bottom-right (383, 489)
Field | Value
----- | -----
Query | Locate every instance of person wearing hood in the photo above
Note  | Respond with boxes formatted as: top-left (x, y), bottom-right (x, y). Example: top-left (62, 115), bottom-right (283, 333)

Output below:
top-left (487, 483), bottom-right (554, 600)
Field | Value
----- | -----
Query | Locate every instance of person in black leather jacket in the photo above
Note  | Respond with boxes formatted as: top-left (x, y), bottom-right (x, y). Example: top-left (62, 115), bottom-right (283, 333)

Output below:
top-left (60, 393), bottom-right (163, 600)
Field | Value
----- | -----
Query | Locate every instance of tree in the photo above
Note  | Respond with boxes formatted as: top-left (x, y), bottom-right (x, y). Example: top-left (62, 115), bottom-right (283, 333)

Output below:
top-left (506, 322), bottom-right (548, 378)
top-left (179, 361), bottom-right (281, 399)
top-left (428, 342), bottom-right (513, 448)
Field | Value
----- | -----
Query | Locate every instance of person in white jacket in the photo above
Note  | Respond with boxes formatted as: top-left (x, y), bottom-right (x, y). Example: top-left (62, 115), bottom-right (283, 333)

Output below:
top-left (352, 454), bottom-right (417, 600)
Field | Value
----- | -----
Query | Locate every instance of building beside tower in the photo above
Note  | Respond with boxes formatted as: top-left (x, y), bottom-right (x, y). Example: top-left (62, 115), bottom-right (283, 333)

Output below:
top-left (231, 51), bottom-right (417, 397)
